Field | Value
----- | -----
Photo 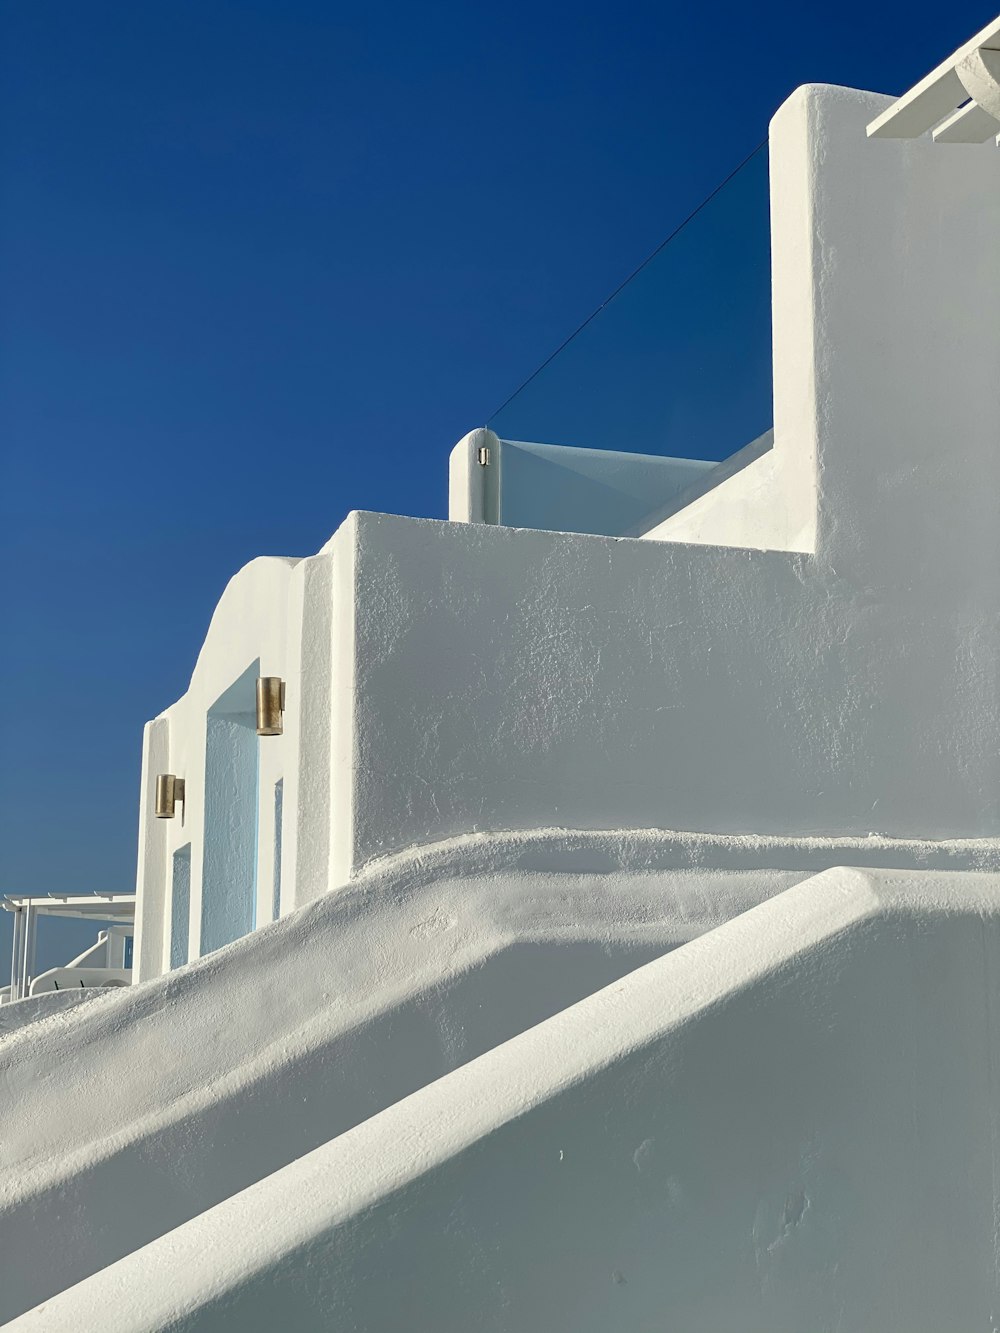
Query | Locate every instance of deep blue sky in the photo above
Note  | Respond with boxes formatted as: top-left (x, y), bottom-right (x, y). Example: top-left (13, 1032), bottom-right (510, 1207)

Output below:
top-left (0, 0), bottom-right (990, 927)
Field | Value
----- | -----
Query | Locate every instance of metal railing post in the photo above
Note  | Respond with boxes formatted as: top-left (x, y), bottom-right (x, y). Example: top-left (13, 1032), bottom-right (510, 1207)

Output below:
top-left (19, 902), bottom-right (36, 999)
top-left (9, 905), bottom-right (23, 1002)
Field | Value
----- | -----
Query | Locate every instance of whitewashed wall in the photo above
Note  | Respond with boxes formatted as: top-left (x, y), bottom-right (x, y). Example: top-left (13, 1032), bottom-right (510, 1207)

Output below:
top-left (33, 69), bottom-right (1000, 1331)
top-left (21, 867), bottom-right (1000, 1331)
top-left (343, 84), bottom-right (998, 867)
top-left (134, 557), bottom-right (299, 980)
top-left (135, 83), bottom-right (1000, 975)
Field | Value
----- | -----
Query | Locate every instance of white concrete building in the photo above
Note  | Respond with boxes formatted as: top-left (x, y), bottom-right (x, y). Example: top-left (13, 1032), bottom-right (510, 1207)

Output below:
top-left (2, 18), bottom-right (999, 1330)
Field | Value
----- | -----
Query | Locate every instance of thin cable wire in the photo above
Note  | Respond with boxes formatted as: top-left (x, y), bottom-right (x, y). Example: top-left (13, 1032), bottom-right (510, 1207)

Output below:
top-left (488, 138), bottom-right (768, 423)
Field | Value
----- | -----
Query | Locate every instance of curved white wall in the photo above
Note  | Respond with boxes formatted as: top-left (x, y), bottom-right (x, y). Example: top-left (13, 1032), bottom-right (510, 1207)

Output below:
top-left (1, 829), bottom-right (815, 1320)
top-left (135, 83), bottom-right (1000, 964)
top-left (16, 867), bottom-right (1000, 1332)
top-left (41, 66), bottom-right (1000, 1333)
top-left (135, 555), bottom-right (303, 981)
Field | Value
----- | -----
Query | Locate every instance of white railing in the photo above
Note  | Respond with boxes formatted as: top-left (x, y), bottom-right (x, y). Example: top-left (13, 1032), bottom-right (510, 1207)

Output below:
top-left (3, 893), bottom-right (135, 1003)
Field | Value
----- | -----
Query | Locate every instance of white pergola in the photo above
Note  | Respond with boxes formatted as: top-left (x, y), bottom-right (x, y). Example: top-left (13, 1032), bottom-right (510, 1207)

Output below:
top-left (868, 14), bottom-right (1000, 144)
top-left (3, 893), bottom-right (135, 1002)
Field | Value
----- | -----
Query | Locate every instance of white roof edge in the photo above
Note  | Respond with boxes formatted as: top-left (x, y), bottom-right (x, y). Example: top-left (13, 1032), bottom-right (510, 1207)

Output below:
top-left (867, 14), bottom-right (1000, 139)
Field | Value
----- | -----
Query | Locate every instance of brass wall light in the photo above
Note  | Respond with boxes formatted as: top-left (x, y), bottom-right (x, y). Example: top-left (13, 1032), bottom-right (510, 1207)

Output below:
top-left (155, 774), bottom-right (185, 819)
top-left (256, 677), bottom-right (285, 736)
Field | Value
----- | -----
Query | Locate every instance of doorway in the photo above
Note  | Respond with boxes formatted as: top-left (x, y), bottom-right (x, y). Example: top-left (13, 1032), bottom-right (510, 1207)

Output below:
top-left (201, 662), bottom-right (260, 954)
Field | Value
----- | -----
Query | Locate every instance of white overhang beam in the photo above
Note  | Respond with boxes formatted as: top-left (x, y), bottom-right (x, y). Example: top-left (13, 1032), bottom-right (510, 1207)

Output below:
top-left (932, 98), bottom-right (1000, 143)
top-left (1, 893), bottom-right (136, 923)
top-left (867, 14), bottom-right (1000, 142)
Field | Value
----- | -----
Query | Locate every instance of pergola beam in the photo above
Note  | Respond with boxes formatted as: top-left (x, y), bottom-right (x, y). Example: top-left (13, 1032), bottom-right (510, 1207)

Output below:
top-left (867, 14), bottom-right (1000, 141)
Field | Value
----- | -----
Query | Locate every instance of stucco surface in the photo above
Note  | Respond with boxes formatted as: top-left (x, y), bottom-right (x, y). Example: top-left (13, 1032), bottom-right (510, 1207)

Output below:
top-left (14, 867), bottom-right (1000, 1332)
top-left (343, 88), bottom-right (1000, 870)
top-left (346, 496), bottom-right (1000, 868)
top-left (0, 828), bottom-right (820, 1320)
top-left (132, 83), bottom-right (1000, 958)
top-left (86, 75), bottom-right (1000, 1333)
top-left (0, 988), bottom-right (107, 1037)
top-left (6, 822), bottom-right (992, 1320)
top-left (642, 443), bottom-right (784, 545)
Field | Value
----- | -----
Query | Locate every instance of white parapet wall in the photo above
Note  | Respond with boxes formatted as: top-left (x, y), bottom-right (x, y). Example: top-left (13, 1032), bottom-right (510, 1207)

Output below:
top-left (22, 59), bottom-right (1000, 1330)
top-left (0, 830), bottom-right (810, 1320)
top-left (646, 83), bottom-right (1000, 553)
top-left (14, 867), bottom-right (1000, 1332)
top-left (337, 84), bottom-right (999, 868)
top-left (133, 81), bottom-right (999, 977)
top-left (8, 826), bottom-right (995, 1322)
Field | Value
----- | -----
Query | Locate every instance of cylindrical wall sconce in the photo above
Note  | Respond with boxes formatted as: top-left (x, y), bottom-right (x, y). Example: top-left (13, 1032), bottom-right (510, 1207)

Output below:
top-left (256, 677), bottom-right (285, 736)
top-left (155, 774), bottom-right (185, 819)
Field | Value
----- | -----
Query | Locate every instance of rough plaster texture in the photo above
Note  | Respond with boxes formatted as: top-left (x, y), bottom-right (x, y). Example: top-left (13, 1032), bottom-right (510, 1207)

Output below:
top-left (98, 77), bottom-right (1000, 1331)
top-left (6, 825), bottom-right (993, 1321)
top-left (0, 829), bottom-right (809, 1320)
top-left (0, 988), bottom-right (106, 1038)
top-left (345, 495), bottom-right (999, 866)
top-left (339, 87), bottom-right (1000, 869)
top-left (15, 867), bottom-right (1000, 1333)
top-left (135, 83), bottom-right (999, 959)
